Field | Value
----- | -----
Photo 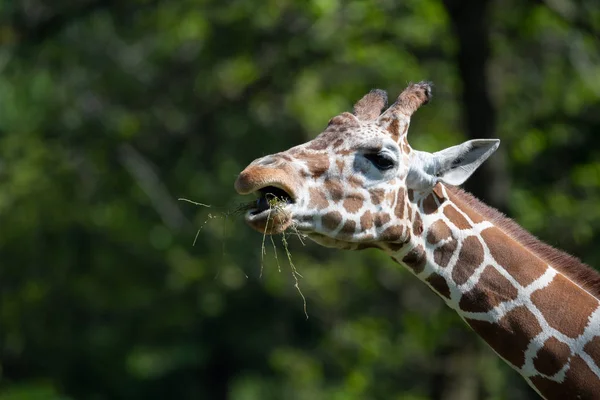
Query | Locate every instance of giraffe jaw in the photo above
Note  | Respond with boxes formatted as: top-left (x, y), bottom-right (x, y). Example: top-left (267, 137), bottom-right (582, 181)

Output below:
top-left (244, 204), bottom-right (295, 234)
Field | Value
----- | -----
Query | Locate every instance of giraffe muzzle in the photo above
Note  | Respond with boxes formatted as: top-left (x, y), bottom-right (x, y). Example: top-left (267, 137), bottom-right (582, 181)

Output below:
top-left (235, 166), bottom-right (299, 234)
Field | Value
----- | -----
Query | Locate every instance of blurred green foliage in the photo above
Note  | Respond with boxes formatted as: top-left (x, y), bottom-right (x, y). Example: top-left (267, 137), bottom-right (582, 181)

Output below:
top-left (0, 0), bottom-right (599, 399)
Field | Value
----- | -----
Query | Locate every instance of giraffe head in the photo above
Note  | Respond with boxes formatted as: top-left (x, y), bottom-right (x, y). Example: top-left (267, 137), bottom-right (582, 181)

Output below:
top-left (235, 82), bottom-right (499, 250)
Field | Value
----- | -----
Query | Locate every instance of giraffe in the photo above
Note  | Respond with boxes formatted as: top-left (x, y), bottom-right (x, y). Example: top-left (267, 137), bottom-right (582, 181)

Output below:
top-left (234, 82), bottom-right (600, 399)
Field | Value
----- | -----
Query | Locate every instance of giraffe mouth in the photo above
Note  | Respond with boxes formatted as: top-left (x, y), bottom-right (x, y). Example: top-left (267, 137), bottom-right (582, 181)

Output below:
top-left (243, 185), bottom-right (296, 234)
top-left (250, 186), bottom-right (294, 215)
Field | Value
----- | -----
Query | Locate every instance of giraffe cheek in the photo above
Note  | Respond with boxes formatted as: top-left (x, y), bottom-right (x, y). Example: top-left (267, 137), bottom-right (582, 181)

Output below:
top-left (343, 196), bottom-right (364, 214)
top-left (309, 188), bottom-right (328, 210)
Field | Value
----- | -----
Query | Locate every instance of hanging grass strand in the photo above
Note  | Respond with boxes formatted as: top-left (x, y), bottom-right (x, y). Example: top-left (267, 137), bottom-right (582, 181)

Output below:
top-left (180, 194), bottom-right (308, 318)
top-left (281, 231), bottom-right (308, 319)
top-left (178, 198), bottom-right (212, 207)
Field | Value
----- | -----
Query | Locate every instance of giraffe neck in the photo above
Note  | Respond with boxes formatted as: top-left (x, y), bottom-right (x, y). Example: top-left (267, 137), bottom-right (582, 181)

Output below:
top-left (389, 183), bottom-right (600, 399)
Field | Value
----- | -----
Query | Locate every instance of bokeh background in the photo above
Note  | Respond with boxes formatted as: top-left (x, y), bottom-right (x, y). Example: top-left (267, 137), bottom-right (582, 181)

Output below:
top-left (1, 0), bottom-right (599, 399)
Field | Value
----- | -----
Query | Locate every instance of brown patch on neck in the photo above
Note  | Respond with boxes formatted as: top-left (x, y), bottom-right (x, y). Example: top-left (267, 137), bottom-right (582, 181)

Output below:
top-left (427, 220), bottom-right (458, 268)
top-left (452, 236), bottom-right (484, 285)
top-left (426, 273), bottom-right (451, 299)
top-left (459, 265), bottom-right (519, 313)
top-left (584, 336), bottom-right (600, 368)
top-left (443, 205), bottom-right (471, 230)
top-left (530, 273), bottom-right (599, 338)
top-left (446, 185), bottom-right (600, 301)
top-left (530, 355), bottom-right (600, 400)
top-left (533, 337), bottom-right (571, 376)
top-left (403, 245), bottom-right (426, 274)
top-left (422, 186), bottom-right (445, 214)
top-left (466, 305), bottom-right (542, 368)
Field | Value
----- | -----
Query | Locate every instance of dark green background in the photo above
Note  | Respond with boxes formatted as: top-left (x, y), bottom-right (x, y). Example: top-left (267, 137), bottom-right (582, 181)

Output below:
top-left (1, 0), bottom-right (599, 399)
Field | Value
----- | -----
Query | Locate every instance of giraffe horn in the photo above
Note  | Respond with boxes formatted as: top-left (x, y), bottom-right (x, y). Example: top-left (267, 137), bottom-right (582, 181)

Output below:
top-left (377, 81), bottom-right (433, 142)
top-left (353, 89), bottom-right (388, 121)
top-left (389, 81), bottom-right (432, 117)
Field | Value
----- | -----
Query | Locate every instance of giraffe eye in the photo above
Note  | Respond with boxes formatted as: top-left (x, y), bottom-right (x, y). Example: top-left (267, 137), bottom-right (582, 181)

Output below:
top-left (365, 152), bottom-right (395, 171)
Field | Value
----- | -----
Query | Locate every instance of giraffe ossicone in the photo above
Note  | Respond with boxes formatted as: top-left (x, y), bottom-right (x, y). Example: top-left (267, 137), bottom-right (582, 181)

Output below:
top-left (234, 81), bottom-right (600, 399)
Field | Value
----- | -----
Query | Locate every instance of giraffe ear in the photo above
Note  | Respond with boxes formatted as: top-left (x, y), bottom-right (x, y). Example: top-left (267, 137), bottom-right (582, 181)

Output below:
top-left (406, 139), bottom-right (500, 190)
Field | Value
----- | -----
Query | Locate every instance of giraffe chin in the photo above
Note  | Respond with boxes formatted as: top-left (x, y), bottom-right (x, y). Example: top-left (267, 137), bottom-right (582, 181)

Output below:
top-left (244, 208), bottom-right (294, 235)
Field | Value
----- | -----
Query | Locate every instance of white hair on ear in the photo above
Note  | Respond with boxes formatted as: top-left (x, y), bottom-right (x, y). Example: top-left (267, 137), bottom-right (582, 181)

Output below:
top-left (406, 139), bottom-right (500, 190)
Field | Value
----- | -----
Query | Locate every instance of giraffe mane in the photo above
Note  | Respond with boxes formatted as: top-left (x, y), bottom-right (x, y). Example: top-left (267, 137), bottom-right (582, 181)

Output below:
top-left (447, 185), bottom-right (600, 300)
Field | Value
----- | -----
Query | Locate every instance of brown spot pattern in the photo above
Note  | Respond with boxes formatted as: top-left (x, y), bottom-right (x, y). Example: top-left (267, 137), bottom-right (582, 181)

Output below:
top-left (336, 159), bottom-right (344, 173)
top-left (530, 356), bottom-right (600, 400)
top-left (447, 189), bottom-right (485, 223)
top-left (324, 178), bottom-right (344, 202)
top-left (481, 227), bottom-right (546, 287)
top-left (533, 337), bottom-right (572, 376)
top-left (343, 195), bottom-right (364, 214)
top-left (408, 189), bottom-right (414, 202)
top-left (434, 238), bottom-right (458, 269)
top-left (332, 138), bottom-right (344, 148)
top-left (432, 184), bottom-right (445, 200)
top-left (306, 154), bottom-right (330, 178)
top-left (467, 306), bottom-right (542, 368)
top-left (370, 189), bottom-right (385, 205)
top-left (422, 193), bottom-right (439, 214)
top-left (426, 273), bottom-right (451, 299)
top-left (427, 220), bottom-right (452, 244)
top-left (340, 220), bottom-right (356, 236)
top-left (412, 212), bottom-right (423, 236)
top-left (374, 213), bottom-right (391, 227)
top-left (307, 139), bottom-right (328, 151)
top-left (444, 206), bottom-right (471, 230)
top-left (452, 236), bottom-right (485, 285)
top-left (459, 266), bottom-right (519, 313)
top-left (584, 336), bottom-right (600, 369)
top-left (380, 225), bottom-right (404, 242)
top-left (530, 274), bottom-right (598, 338)
top-left (322, 211), bottom-right (343, 231)
top-left (386, 118), bottom-right (401, 141)
top-left (394, 188), bottom-right (405, 218)
top-left (328, 112), bottom-right (358, 127)
top-left (386, 191), bottom-right (396, 207)
top-left (309, 188), bottom-right (328, 210)
top-left (348, 175), bottom-right (363, 188)
top-left (402, 245), bottom-right (426, 274)
top-left (360, 211), bottom-right (373, 230)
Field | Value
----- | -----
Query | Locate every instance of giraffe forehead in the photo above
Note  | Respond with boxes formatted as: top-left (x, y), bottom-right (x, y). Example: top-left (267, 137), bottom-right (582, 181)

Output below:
top-left (316, 121), bottom-right (389, 149)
